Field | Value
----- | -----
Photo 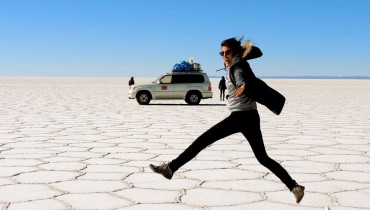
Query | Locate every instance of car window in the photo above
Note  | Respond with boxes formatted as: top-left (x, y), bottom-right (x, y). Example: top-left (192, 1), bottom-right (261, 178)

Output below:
top-left (172, 74), bottom-right (205, 83)
top-left (160, 75), bottom-right (172, 84)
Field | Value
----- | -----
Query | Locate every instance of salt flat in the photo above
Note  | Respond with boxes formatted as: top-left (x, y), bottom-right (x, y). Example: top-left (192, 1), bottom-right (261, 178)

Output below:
top-left (0, 77), bottom-right (369, 210)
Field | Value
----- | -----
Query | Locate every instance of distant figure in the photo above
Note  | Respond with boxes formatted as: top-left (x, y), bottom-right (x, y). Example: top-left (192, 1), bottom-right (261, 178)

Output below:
top-left (218, 76), bottom-right (227, 101)
top-left (128, 77), bottom-right (135, 87)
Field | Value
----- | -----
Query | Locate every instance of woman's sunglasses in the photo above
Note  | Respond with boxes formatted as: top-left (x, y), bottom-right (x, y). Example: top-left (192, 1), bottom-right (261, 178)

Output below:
top-left (219, 50), bottom-right (233, 56)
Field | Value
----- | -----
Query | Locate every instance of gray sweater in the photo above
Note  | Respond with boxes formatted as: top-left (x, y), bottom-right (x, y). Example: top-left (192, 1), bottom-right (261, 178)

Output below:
top-left (226, 70), bottom-right (257, 112)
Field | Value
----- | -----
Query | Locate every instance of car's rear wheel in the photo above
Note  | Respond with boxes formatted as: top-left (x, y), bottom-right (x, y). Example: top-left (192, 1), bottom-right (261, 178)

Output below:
top-left (136, 91), bottom-right (151, 105)
top-left (186, 91), bottom-right (201, 105)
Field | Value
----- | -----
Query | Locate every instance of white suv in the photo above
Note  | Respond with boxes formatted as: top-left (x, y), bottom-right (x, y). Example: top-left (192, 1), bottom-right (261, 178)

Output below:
top-left (128, 71), bottom-right (213, 105)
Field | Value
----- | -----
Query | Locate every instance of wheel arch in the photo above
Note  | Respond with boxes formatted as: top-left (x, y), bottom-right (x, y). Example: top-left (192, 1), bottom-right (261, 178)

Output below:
top-left (186, 90), bottom-right (203, 99)
top-left (136, 90), bottom-right (153, 99)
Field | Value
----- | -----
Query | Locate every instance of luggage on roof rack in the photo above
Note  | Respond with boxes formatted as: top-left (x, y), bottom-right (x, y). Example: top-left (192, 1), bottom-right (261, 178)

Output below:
top-left (172, 61), bottom-right (202, 72)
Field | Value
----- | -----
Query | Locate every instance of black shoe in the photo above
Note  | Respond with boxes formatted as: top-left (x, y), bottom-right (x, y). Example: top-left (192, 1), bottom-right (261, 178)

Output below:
top-left (292, 184), bottom-right (305, 203)
top-left (149, 163), bottom-right (173, 180)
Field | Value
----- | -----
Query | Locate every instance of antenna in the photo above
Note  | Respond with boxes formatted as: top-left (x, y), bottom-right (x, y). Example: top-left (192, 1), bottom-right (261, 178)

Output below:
top-left (216, 68), bottom-right (226, 72)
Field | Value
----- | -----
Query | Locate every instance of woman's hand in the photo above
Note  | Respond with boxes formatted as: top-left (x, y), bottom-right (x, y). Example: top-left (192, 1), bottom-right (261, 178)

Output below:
top-left (235, 83), bottom-right (246, 97)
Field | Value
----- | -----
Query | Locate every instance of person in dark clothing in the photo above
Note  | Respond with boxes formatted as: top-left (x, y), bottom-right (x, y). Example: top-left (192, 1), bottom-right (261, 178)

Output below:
top-left (128, 77), bottom-right (135, 87)
top-left (149, 37), bottom-right (305, 204)
top-left (218, 76), bottom-right (227, 101)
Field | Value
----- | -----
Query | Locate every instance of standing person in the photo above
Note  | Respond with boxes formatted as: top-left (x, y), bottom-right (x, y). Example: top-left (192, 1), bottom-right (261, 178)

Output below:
top-left (149, 37), bottom-right (305, 204)
top-left (128, 76), bottom-right (135, 87)
top-left (218, 76), bottom-right (227, 101)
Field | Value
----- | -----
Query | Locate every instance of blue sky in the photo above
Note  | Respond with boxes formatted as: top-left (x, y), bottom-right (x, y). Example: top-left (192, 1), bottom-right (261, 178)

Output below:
top-left (0, 0), bottom-right (369, 77)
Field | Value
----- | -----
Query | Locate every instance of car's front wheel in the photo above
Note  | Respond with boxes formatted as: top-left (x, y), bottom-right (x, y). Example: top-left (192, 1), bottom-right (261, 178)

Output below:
top-left (186, 91), bottom-right (201, 105)
top-left (136, 91), bottom-right (151, 105)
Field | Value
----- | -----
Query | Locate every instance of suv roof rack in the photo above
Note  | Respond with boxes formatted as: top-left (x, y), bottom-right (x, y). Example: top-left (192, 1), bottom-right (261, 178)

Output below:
top-left (172, 62), bottom-right (202, 73)
top-left (172, 69), bottom-right (203, 73)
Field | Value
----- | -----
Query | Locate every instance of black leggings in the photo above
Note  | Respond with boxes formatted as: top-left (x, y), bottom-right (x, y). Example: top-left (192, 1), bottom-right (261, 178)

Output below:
top-left (169, 110), bottom-right (297, 191)
top-left (220, 89), bottom-right (226, 100)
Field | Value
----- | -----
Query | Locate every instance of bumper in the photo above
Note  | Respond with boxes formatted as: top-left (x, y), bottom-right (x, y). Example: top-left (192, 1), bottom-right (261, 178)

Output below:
top-left (128, 90), bottom-right (136, 99)
top-left (202, 91), bottom-right (213, 99)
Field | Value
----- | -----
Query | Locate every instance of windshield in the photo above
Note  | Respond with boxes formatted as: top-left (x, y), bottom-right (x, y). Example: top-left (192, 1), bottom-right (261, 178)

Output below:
top-left (152, 75), bottom-right (163, 83)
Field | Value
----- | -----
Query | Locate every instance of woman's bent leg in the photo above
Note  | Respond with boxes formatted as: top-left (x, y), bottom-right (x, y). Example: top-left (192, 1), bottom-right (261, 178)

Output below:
top-left (169, 114), bottom-right (239, 172)
top-left (242, 111), bottom-right (296, 191)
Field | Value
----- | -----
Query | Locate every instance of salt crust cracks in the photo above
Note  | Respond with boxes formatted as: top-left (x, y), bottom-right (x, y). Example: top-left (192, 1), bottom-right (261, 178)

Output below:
top-left (0, 78), bottom-right (369, 209)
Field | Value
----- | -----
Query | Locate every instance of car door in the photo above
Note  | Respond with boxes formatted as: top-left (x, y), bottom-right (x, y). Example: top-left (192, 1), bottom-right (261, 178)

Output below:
top-left (172, 74), bottom-right (187, 98)
top-left (154, 75), bottom-right (174, 99)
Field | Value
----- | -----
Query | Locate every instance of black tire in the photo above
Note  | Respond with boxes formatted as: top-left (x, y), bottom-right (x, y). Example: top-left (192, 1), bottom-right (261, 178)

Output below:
top-left (136, 91), bottom-right (151, 105)
top-left (186, 91), bottom-right (201, 105)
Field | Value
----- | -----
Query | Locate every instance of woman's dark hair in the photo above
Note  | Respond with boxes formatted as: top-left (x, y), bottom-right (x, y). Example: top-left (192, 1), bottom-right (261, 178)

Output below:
top-left (221, 37), bottom-right (243, 54)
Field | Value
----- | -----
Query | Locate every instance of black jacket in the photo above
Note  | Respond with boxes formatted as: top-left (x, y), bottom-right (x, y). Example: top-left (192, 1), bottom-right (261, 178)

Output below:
top-left (228, 46), bottom-right (285, 115)
top-left (218, 78), bottom-right (227, 90)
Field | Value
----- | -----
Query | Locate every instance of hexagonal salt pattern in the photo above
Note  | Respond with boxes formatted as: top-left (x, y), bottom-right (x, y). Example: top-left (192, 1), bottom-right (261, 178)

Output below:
top-left (0, 77), bottom-right (369, 209)
top-left (7, 199), bottom-right (68, 210)
top-left (0, 184), bottom-right (63, 203)
top-left (182, 188), bottom-right (262, 206)
top-left (57, 193), bottom-right (132, 209)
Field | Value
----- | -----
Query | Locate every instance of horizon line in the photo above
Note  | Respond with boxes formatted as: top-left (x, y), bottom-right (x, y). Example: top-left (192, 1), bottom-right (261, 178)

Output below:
top-left (1, 75), bottom-right (370, 79)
